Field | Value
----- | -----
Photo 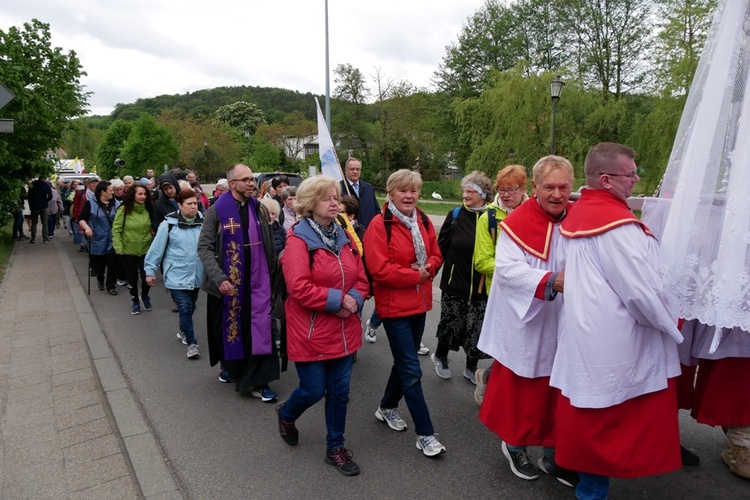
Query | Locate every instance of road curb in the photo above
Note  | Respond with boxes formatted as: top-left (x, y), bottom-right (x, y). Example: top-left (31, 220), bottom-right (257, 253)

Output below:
top-left (56, 242), bottom-right (184, 499)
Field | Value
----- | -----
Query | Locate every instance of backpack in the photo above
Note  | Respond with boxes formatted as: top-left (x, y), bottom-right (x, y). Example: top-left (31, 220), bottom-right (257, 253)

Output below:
top-left (382, 206), bottom-right (431, 243)
top-left (451, 206), bottom-right (497, 243)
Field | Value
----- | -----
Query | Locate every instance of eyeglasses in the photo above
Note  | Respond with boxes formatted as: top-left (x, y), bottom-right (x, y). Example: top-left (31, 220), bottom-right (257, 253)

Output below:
top-left (230, 177), bottom-right (254, 184)
top-left (599, 171), bottom-right (638, 179)
top-left (497, 186), bottom-right (521, 194)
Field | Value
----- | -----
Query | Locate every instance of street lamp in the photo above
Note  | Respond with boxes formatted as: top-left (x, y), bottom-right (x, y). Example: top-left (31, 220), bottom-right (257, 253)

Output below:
top-left (244, 129), bottom-right (251, 166)
top-left (550, 75), bottom-right (565, 155)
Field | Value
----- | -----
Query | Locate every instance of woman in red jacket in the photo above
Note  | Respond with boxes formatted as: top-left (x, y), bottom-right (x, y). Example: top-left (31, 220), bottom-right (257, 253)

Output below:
top-left (363, 169), bottom-right (445, 457)
top-left (277, 175), bottom-right (369, 476)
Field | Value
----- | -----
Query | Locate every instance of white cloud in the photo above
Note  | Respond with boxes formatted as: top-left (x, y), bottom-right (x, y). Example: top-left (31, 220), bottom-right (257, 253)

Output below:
top-left (2, 0), bottom-right (486, 116)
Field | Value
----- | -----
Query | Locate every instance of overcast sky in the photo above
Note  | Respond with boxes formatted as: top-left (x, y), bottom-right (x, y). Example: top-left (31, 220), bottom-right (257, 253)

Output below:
top-left (2, 0), bottom-right (486, 116)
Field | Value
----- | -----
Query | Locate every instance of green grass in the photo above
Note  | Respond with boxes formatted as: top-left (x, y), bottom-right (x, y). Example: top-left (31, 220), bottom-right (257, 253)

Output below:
top-left (375, 195), bottom-right (462, 216)
top-left (0, 222), bottom-right (14, 283)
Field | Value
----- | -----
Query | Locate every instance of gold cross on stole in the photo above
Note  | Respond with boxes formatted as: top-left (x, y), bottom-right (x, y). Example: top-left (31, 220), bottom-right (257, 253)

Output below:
top-left (223, 217), bottom-right (241, 234)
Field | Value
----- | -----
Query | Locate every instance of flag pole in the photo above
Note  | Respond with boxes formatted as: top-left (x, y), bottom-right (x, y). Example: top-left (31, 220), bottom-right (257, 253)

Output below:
top-left (324, 0), bottom-right (331, 131)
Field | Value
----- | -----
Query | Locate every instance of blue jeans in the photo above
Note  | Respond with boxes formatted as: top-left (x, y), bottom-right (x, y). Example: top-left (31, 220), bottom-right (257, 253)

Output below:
top-left (369, 309), bottom-right (382, 328)
top-left (381, 313), bottom-right (435, 436)
top-left (281, 355), bottom-right (353, 450)
top-left (72, 220), bottom-right (83, 244)
top-left (171, 288), bottom-right (200, 346)
top-left (12, 210), bottom-right (25, 238)
top-left (576, 473), bottom-right (609, 500)
top-left (48, 214), bottom-right (57, 237)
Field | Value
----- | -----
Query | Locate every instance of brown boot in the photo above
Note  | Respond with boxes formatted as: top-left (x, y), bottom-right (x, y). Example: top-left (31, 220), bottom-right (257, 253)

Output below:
top-left (721, 443), bottom-right (735, 468)
top-left (729, 444), bottom-right (750, 479)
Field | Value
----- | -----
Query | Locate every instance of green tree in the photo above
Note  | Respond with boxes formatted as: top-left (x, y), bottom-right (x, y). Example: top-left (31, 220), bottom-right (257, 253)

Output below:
top-left (120, 114), bottom-right (179, 176)
top-left (250, 137), bottom-right (283, 170)
top-left (434, 0), bottom-right (570, 98)
top-left (333, 63), bottom-right (371, 104)
top-left (557, 0), bottom-right (653, 101)
top-left (215, 101), bottom-right (266, 135)
top-left (653, 0), bottom-right (717, 97)
top-left (95, 120), bottom-right (132, 179)
top-left (332, 63), bottom-right (374, 161)
top-left (434, 0), bottom-right (520, 97)
top-left (256, 111), bottom-right (317, 164)
top-left (61, 118), bottom-right (104, 160)
top-left (0, 19), bottom-right (88, 223)
top-left (156, 108), bottom-right (242, 178)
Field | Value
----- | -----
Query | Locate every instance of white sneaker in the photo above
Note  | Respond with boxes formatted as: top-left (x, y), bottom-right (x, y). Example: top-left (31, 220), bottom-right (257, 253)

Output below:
top-left (375, 407), bottom-right (407, 432)
top-left (177, 331), bottom-right (187, 345)
top-left (431, 353), bottom-right (451, 379)
top-left (417, 342), bottom-right (430, 355)
top-left (416, 435), bottom-right (446, 457)
top-left (463, 368), bottom-right (477, 385)
top-left (474, 368), bottom-right (487, 406)
top-left (364, 319), bottom-right (377, 343)
top-left (187, 344), bottom-right (200, 359)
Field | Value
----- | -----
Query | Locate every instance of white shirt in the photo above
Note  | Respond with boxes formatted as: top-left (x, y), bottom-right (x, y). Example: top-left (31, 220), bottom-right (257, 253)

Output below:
top-left (477, 224), bottom-right (567, 378)
top-left (550, 224), bottom-right (682, 409)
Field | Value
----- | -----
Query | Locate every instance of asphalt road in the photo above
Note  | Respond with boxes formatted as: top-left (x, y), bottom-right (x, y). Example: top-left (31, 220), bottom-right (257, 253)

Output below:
top-left (61, 238), bottom-right (746, 499)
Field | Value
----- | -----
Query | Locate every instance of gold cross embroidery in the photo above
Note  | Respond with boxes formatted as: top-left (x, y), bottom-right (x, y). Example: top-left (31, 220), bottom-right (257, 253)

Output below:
top-left (223, 217), bottom-right (241, 234)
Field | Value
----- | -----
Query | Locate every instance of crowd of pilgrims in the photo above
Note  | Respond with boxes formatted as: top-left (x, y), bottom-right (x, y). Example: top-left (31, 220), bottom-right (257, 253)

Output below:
top-left (17, 153), bottom-right (748, 497)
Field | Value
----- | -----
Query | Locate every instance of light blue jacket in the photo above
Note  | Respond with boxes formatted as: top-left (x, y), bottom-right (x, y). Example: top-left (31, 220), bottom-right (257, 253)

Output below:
top-left (144, 211), bottom-right (205, 290)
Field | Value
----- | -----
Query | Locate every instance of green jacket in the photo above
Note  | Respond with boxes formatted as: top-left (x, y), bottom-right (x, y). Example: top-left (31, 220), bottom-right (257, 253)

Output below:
top-left (473, 192), bottom-right (527, 293)
top-left (113, 203), bottom-right (154, 256)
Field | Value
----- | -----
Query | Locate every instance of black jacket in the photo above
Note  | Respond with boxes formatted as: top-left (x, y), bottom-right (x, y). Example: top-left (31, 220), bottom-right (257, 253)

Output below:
top-left (340, 179), bottom-right (380, 228)
top-left (437, 206), bottom-right (487, 301)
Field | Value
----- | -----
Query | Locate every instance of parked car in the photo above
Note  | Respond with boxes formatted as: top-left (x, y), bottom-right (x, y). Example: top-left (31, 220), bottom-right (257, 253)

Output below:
top-left (253, 172), bottom-right (303, 188)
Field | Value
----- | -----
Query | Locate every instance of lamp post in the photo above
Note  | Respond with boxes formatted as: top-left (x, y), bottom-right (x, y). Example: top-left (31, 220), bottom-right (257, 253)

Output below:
top-left (549, 75), bottom-right (565, 155)
top-left (244, 129), bottom-right (251, 166)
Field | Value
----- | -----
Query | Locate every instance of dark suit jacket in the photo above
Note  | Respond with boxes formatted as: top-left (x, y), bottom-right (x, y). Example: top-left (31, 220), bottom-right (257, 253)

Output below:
top-left (340, 178), bottom-right (380, 228)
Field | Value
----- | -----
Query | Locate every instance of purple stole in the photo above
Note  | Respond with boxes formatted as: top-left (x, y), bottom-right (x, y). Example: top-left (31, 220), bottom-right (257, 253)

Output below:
top-left (214, 194), bottom-right (273, 359)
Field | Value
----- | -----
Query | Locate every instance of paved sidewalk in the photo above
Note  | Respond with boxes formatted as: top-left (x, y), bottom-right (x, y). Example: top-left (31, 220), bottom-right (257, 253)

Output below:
top-left (0, 237), bottom-right (180, 499)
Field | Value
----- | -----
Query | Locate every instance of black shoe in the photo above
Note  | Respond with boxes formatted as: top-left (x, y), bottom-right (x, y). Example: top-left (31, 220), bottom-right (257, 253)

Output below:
top-left (79, 246), bottom-right (86, 252)
top-left (325, 447), bottom-right (360, 476)
top-left (502, 442), bottom-right (539, 480)
top-left (108, 289), bottom-right (118, 296)
top-left (538, 455), bottom-right (578, 488)
top-left (43, 238), bottom-right (49, 243)
top-left (90, 269), bottom-right (96, 277)
top-left (29, 239), bottom-right (35, 244)
top-left (276, 403), bottom-right (299, 446)
top-left (97, 281), bottom-right (105, 291)
top-left (681, 445), bottom-right (700, 466)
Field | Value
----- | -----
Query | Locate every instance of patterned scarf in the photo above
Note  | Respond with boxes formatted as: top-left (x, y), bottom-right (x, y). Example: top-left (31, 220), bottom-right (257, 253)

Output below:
top-left (388, 200), bottom-right (427, 266)
top-left (306, 217), bottom-right (339, 253)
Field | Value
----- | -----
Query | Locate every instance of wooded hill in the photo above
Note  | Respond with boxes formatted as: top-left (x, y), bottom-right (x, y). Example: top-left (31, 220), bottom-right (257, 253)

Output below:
top-left (101, 85), bottom-right (323, 127)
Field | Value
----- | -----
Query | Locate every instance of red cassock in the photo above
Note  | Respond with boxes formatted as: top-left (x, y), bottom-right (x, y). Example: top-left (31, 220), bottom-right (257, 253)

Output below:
top-left (676, 364), bottom-right (697, 411)
top-left (692, 357), bottom-right (750, 426)
top-left (554, 378), bottom-right (681, 478)
top-left (479, 361), bottom-right (556, 448)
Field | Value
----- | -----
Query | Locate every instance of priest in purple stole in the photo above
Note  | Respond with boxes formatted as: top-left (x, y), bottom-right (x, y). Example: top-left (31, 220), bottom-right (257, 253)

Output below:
top-left (198, 164), bottom-right (280, 400)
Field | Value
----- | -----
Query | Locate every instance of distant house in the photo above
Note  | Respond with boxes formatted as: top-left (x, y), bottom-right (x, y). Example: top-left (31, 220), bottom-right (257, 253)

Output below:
top-left (282, 134), bottom-right (319, 161)
top-left (45, 147), bottom-right (68, 162)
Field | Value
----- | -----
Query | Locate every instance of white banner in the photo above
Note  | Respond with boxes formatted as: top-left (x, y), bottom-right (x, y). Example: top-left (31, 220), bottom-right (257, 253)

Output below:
top-left (315, 97), bottom-right (343, 181)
